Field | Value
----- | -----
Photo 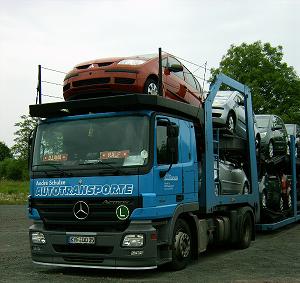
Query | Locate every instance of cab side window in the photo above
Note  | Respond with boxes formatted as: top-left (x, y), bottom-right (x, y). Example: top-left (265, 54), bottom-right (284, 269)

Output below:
top-left (195, 78), bottom-right (202, 92)
top-left (156, 123), bottom-right (179, 165)
top-left (183, 67), bottom-right (197, 89)
top-left (167, 56), bottom-right (184, 80)
top-left (272, 116), bottom-right (278, 128)
top-left (157, 125), bottom-right (169, 165)
top-left (275, 117), bottom-right (284, 129)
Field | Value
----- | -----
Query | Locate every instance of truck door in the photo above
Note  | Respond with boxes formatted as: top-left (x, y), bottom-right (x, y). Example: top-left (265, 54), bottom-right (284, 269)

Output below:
top-left (179, 119), bottom-right (196, 200)
top-left (154, 116), bottom-right (183, 201)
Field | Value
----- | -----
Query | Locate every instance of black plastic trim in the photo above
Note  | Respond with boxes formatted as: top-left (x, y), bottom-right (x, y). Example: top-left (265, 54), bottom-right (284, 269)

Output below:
top-left (29, 94), bottom-right (204, 124)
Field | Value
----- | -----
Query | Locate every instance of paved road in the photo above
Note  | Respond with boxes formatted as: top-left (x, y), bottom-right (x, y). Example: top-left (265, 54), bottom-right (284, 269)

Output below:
top-left (1, 205), bottom-right (300, 283)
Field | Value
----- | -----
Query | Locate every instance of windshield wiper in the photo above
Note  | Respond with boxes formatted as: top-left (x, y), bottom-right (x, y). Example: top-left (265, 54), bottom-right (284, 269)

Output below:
top-left (33, 163), bottom-right (73, 177)
top-left (79, 160), bottom-right (125, 175)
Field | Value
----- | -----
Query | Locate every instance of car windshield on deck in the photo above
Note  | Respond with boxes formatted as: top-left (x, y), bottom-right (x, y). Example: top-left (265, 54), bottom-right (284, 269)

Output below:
top-left (255, 116), bottom-right (270, 129)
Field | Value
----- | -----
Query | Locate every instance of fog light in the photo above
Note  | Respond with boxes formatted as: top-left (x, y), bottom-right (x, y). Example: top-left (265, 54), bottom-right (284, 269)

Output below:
top-left (31, 232), bottom-right (46, 244)
top-left (122, 234), bottom-right (144, 247)
top-left (32, 245), bottom-right (43, 251)
top-left (131, 250), bottom-right (144, 256)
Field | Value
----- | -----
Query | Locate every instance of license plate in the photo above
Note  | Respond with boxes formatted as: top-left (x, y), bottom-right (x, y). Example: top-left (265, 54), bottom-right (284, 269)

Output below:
top-left (68, 235), bottom-right (96, 245)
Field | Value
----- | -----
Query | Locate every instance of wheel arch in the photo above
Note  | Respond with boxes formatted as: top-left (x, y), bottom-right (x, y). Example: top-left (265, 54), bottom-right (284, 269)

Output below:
top-left (227, 110), bottom-right (237, 126)
top-left (145, 74), bottom-right (159, 84)
top-left (166, 204), bottom-right (199, 258)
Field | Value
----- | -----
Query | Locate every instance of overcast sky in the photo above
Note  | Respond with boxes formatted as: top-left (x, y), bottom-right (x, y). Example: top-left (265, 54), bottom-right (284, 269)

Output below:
top-left (0, 0), bottom-right (299, 147)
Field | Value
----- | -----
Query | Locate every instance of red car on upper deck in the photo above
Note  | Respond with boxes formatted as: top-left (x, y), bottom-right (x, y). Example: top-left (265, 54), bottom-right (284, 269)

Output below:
top-left (63, 53), bottom-right (203, 107)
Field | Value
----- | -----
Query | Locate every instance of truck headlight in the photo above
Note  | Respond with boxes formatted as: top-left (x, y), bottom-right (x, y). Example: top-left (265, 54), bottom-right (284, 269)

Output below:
top-left (117, 59), bottom-right (146, 65)
top-left (122, 234), bottom-right (144, 247)
top-left (31, 232), bottom-right (46, 244)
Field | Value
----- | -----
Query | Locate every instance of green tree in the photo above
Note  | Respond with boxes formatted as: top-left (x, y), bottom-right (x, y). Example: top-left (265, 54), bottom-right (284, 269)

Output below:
top-left (0, 141), bottom-right (11, 161)
top-left (11, 115), bottom-right (38, 160)
top-left (210, 41), bottom-right (300, 124)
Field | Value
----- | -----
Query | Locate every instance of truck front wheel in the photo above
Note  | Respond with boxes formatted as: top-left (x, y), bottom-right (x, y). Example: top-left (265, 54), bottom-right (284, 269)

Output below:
top-left (169, 218), bottom-right (191, 270)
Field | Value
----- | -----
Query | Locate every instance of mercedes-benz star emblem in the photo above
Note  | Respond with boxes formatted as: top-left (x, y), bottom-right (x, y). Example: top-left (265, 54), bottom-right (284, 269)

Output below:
top-left (73, 201), bottom-right (89, 220)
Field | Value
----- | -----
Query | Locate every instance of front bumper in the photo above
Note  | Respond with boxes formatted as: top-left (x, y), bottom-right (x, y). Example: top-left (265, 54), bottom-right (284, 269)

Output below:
top-left (63, 70), bottom-right (146, 100)
top-left (30, 220), bottom-right (158, 270)
top-left (212, 108), bottom-right (227, 126)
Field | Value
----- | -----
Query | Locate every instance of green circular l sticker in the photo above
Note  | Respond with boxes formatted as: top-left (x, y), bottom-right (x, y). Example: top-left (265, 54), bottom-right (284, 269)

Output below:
top-left (116, 205), bottom-right (130, 220)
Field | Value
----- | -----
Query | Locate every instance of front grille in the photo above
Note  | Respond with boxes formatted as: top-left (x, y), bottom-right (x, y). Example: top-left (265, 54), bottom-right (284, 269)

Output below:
top-left (72, 78), bottom-right (110, 87)
top-left (32, 197), bottom-right (141, 232)
top-left (76, 64), bottom-right (92, 70)
top-left (97, 62), bottom-right (113, 67)
top-left (76, 62), bottom-right (113, 70)
top-left (115, 78), bottom-right (135, 84)
top-left (53, 244), bottom-right (113, 254)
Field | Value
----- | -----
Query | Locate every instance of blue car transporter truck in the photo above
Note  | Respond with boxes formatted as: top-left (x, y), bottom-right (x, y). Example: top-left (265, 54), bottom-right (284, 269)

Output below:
top-left (28, 74), bottom-right (298, 270)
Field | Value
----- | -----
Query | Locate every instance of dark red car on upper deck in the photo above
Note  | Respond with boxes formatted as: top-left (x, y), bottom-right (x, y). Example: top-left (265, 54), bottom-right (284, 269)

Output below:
top-left (63, 53), bottom-right (203, 107)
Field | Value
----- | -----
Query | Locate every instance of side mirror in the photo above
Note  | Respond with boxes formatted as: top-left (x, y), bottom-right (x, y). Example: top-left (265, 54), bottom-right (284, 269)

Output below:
top-left (159, 124), bottom-right (179, 178)
top-left (167, 124), bottom-right (179, 138)
top-left (237, 100), bottom-right (244, 106)
top-left (168, 64), bottom-right (183, 73)
top-left (27, 129), bottom-right (35, 169)
top-left (167, 124), bottom-right (179, 157)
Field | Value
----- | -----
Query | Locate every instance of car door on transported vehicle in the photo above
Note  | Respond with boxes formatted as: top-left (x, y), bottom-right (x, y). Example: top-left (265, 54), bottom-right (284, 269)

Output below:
top-left (219, 161), bottom-right (243, 195)
top-left (233, 93), bottom-right (246, 138)
top-left (163, 56), bottom-right (187, 101)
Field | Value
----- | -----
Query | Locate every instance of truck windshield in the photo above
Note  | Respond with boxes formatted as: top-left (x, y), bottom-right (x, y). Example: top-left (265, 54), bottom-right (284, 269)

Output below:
top-left (32, 115), bottom-right (149, 171)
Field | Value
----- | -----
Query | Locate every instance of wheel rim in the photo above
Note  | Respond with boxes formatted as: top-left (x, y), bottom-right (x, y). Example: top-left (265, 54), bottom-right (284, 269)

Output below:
top-left (174, 231), bottom-right (191, 259)
top-left (147, 82), bottom-right (158, 95)
top-left (269, 142), bottom-right (274, 158)
top-left (227, 115), bottom-right (235, 131)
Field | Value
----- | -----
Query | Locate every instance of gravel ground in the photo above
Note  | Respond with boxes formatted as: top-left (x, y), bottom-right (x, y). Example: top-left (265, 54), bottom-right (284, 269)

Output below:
top-left (1, 205), bottom-right (300, 283)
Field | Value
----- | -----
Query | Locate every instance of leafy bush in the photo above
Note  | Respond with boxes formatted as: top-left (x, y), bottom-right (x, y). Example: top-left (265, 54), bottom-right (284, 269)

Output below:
top-left (0, 159), bottom-right (28, 181)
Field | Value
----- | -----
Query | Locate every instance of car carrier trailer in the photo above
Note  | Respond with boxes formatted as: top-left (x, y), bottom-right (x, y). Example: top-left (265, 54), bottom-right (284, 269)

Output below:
top-left (28, 73), bottom-right (299, 270)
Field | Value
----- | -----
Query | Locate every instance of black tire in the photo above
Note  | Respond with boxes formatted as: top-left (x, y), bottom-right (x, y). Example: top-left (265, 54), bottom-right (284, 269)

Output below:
top-left (235, 211), bottom-right (253, 249)
top-left (169, 218), bottom-right (191, 270)
top-left (143, 78), bottom-right (158, 95)
top-left (226, 112), bottom-right (236, 132)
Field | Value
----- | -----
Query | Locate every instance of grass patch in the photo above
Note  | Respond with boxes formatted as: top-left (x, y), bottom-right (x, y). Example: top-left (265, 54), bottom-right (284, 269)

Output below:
top-left (0, 180), bottom-right (29, 204)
